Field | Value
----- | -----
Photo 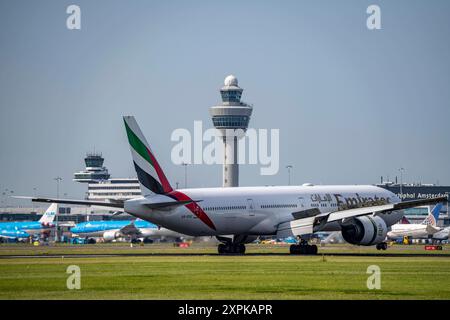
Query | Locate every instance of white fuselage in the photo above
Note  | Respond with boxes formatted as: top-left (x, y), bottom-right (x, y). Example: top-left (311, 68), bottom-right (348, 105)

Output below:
top-left (124, 185), bottom-right (403, 237)
top-left (388, 224), bottom-right (440, 239)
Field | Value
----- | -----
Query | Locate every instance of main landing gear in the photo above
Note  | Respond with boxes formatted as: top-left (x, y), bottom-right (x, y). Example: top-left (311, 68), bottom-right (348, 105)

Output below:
top-left (289, 239), bottom-right (318, 255)
top-left (376, 242), bottom-right (388, 250)
top-left (218, 243), bottom-right (246, 254)
top-left (216, 236), bottom-right (247, 255)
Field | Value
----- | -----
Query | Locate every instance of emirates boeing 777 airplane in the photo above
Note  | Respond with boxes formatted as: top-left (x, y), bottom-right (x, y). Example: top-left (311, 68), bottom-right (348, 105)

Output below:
top-left (19, 116), bottom-right (447, 254)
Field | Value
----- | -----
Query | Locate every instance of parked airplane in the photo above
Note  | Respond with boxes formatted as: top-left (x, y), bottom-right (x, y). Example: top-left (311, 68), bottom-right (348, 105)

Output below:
top-left (387, 203), bottom-right (442, 240)
top-left (19, 116), bottom-right (447, 254)
top-left (70, 218), bottom-right (188, 242)
top-left (432, 226), bottom-right (450, 242)
top-left (0, 203), bottom-right (58, 241)
top-left (0, 229), bottom-right (30, 241)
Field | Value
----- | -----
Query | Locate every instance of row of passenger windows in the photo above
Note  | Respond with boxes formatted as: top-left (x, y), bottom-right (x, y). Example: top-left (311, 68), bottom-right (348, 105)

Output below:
top-left (261, 204), bottom-right (297, 209)
top-left (204, 206), bottom-right (247, 211)
top-left (203, 203), bottom-right (341, 212)
top-left (204, 204), bottom-right (297, 211)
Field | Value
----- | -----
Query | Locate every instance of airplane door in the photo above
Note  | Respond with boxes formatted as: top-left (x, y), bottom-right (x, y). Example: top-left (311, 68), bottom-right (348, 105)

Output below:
top-left (247, 199), bottom-right (256, 216)
top-left (298, 197), bottom-right (306, 209)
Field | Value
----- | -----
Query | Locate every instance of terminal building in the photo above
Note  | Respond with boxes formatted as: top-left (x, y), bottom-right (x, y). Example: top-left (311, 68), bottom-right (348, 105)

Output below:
top-left (86, 178), bottom-right (141, 202)
top-left (378, 182), bottom-right (450, 226)
top-left (73, 152), bottom-right (140, 202)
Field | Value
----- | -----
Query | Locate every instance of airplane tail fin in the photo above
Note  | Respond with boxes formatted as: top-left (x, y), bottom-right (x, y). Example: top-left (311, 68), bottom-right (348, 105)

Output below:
top-left (400, 216), bottom-right (410, 224)
top-left (39, 203), bottom-right (58, 225)
top-left (422, 203), bottom-right (442, 226)
top-left (123, 116), bottom-right (173, 196)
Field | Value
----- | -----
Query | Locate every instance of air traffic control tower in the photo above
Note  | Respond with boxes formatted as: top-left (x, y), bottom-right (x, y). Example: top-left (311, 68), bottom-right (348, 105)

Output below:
top-left (210, 75), bottom-right (253, 187)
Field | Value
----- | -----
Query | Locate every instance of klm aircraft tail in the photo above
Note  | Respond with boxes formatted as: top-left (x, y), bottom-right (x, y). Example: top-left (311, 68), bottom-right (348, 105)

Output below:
top-left (123, 116), bottom-right (174, 196)
top-left (399, 216), bottom-right (410, 224)
top-left (421, 203), bottom-right (442, 226)
top-left (39, 203), bottom-right (58, 225)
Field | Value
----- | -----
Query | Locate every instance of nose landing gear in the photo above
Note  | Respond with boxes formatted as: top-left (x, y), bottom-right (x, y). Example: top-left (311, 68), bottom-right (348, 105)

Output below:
top-left (289, 239), bottom-right (318, 255)
top-left (376, 242), bottom-right (388, 250)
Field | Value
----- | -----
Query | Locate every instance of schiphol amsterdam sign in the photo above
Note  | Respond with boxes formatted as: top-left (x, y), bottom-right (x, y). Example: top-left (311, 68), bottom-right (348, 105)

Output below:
top-left (381, 186), bottom-right (450, 201)
top-left (397, 192), bottom-right (450, 201)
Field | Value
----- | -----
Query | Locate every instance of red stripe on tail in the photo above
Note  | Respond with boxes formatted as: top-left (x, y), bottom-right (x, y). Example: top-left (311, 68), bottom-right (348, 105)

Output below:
top-left (145, 147), bottom-right (173, 193)
top-left (168, 190), bottom-right (216, 231)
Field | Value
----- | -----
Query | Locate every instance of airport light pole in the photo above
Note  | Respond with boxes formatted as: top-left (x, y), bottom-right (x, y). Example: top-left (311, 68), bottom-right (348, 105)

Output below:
top-left (54, 177), bottom-right (62, 199)
top-left (53, 177), bottom-right (62, 242)
top-left (286, 165), bottom-right (293, 186)
top-left (181, 163), bottom-right (188, 188)
top-left (399, 168), bottom-right (405, 201)
top-left (447, 195), bottom-right (450, 219)
top-left (32, 187), bottom-right (37, 212)
top-left (3, 189), bottom-right (8, 208)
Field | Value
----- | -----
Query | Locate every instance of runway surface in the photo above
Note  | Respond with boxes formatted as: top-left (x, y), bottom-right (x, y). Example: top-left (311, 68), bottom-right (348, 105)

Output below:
top-left (0, 243), bottom-right (448, 259)
top-left (1, 252), bottom-right (449, 259)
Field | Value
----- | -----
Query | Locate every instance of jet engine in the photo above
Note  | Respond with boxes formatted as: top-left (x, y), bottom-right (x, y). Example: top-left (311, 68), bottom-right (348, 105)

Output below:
top-left (341, 216), bottom-right (387, 246)
top-left (103, 230), bottom-right (121, 242)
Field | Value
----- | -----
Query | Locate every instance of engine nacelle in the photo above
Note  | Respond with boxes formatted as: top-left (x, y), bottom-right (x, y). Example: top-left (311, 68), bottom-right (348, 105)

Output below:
top-left (103, 230), bottom-right (120, 242)
top-left (341, 216), bottom-right (387, 246)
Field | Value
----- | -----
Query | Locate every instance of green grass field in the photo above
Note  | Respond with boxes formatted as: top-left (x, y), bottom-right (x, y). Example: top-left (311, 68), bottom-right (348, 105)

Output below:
top-left (0, 243), bottom-right (449, 299)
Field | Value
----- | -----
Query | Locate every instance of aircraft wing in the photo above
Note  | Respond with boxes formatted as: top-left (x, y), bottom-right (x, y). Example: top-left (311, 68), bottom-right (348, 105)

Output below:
top-left (119, 222), bottom-right (142, 236)
top-left (14, 196), bottom-right (201, 211)
top-left (277, 196), bottom-right (447, 238)
top-left (326, 196), bottom-right (448, 223)
top-left (13, 196), bottom-right (125, 208)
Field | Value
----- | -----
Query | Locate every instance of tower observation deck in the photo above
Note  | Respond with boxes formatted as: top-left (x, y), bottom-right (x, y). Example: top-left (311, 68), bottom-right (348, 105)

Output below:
top-left (73, 152), bottom-right (110, 183)
top-left (209, 75), bottom-right (253, 187)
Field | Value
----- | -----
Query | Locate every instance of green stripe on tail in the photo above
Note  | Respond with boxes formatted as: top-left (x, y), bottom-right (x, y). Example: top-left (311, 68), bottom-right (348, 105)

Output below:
top-left (124, 119), bottom-right (154, 167)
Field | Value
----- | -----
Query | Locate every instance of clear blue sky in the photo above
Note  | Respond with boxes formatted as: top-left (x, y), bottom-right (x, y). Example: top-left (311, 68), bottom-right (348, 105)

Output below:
top-left (1, 0), bottom-right (449, 204)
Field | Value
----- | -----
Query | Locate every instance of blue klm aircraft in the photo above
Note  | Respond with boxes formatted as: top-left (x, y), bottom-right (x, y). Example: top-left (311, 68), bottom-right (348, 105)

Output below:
top-left (0, 203), bottom-right (58, 241)
top-left (70, 218), bottom-right (188, 242)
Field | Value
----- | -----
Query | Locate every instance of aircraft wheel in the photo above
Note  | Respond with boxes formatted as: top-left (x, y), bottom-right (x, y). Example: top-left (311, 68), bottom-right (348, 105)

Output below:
top-left (290, 244), bottom-right (298, 254)
top-left (290, 244), bottom-right (318, 255)
top-left (238, 244), bottom-right (246, 254)
top-left (218, 244), bottom-right (226, 254)
top-left (381, 242), bottom-right (388, 250)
